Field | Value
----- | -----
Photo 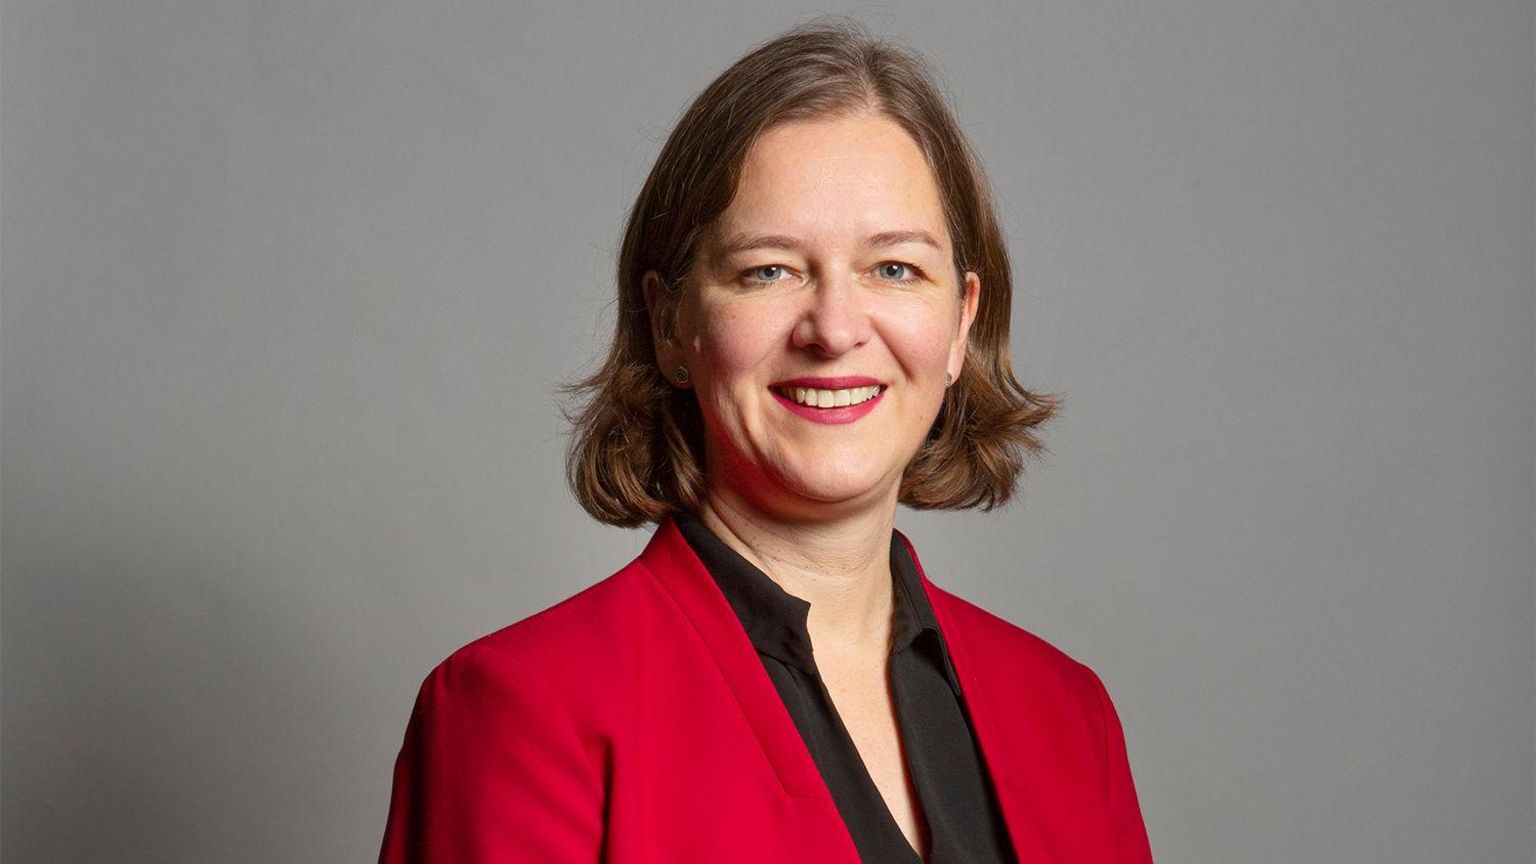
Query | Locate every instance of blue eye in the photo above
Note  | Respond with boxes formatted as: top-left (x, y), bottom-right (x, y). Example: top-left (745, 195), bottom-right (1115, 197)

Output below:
top-left (744, 265), bottom-right (789, 284)
top-left (876, 262), bottom-right (919, 282)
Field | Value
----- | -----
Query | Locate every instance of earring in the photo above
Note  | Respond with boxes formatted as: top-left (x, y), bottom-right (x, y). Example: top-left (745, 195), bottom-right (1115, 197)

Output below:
top-left (944, 372), bottom-right (953, 388)
top-left (673, 365), bottom-right (691, 386)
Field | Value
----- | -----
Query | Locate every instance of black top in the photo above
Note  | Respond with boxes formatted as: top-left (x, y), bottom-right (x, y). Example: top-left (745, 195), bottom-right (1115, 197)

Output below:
top-left (674, 512), bottom-right (1016, 864)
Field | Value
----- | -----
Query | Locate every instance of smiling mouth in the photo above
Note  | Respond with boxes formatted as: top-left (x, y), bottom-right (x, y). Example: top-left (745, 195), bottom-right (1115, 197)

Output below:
top-left (771, 384), bottom-right (886, 408)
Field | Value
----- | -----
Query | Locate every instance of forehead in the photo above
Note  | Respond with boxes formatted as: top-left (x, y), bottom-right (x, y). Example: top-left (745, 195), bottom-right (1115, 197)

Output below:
top-left (708, 112), bottom-right (949, 249)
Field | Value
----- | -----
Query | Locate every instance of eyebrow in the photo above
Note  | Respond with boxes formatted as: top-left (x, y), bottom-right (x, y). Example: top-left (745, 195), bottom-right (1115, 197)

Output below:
top-left (712, 229), bottom-right (943, 258)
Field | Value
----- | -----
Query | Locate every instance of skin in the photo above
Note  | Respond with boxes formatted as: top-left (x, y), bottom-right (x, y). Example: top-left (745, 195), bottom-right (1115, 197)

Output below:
top-left (644, 110), bottom-right (980, 856)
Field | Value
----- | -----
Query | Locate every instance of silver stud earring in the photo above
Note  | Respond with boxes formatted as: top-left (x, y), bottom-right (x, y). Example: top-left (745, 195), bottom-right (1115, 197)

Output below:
top-left (945, 372), bottom-right (953, 388)
top-left (674, 365), bottom-right (691, 386)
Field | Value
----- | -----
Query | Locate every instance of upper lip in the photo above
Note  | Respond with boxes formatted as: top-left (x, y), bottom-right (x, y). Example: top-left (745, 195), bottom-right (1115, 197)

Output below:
top-left (770, 376), bottom-right (885, 390)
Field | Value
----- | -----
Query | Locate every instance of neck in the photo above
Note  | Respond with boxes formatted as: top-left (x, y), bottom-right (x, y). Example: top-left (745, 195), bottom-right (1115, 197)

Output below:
top-left (697, 486), bottom-right (899, 657)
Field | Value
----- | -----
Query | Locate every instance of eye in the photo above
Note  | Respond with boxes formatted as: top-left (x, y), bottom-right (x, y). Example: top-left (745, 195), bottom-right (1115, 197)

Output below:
top-left (874, 261), bottom-right (921, 283)
top-left (743, 264), bottom-right (791, 284)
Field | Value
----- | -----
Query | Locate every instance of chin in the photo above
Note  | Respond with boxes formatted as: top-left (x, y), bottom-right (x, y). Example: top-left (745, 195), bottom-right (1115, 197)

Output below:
top-left (772, 463), bottom-right (897, 508)
top-left (718, 436), bottom-right (906, 512)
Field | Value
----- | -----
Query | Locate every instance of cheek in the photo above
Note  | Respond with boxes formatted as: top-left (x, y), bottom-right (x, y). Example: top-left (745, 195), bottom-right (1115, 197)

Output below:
top-left (690, 303), bottom-right (780, 396)
top-left (697, 312), bottom-right (749, 370)
top-left (877, 301), bottom-right (962, 368)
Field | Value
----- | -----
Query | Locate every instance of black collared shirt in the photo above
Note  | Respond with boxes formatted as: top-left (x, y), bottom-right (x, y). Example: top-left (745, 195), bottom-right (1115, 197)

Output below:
top-left (674, 512), bottom-right (1016, 863)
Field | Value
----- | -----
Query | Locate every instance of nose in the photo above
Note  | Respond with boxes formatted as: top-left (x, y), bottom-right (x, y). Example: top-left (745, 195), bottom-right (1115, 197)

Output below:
top-left (791, 270), bottom-right (871, 356)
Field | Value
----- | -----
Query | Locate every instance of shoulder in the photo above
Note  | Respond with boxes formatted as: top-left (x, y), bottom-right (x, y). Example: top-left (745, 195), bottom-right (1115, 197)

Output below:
top-left (899, 528), bottom-right (1105, 695)
top-left (413, 556), bottom-right (662, 711)
top-left (925, 580), bottom-right (1109, 713)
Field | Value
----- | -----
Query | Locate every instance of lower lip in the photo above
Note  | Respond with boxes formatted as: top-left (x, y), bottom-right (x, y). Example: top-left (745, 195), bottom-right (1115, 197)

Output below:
top-left (771, 388), bottom-right (885, 425)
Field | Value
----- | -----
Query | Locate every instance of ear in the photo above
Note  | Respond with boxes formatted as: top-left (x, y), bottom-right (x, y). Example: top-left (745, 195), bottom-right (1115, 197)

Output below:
top-left (948, 271), bottom-right (981, 383)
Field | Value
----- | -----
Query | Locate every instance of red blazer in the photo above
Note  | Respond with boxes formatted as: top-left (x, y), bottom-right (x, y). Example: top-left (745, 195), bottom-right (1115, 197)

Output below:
top-left (379, 517), bottom-right (1153, 863)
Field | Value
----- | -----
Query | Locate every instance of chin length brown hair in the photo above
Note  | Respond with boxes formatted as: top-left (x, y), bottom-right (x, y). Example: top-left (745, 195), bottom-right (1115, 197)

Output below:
top-left (562, 17), bottom-right (1061, 527)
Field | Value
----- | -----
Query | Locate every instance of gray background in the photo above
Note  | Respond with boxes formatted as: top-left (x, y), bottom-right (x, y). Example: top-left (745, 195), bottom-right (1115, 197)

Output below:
top-left (3, 1), bottom-right (1532, 861)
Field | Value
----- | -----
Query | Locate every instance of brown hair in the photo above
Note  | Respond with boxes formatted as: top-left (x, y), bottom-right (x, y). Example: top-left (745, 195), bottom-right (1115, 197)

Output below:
top-left (562, 17), bottom-right (1061, 527)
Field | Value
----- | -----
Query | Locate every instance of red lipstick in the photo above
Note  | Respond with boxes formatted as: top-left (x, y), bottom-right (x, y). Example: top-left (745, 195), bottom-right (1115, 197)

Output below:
top-left (769, 377), bottom-right (886, 425)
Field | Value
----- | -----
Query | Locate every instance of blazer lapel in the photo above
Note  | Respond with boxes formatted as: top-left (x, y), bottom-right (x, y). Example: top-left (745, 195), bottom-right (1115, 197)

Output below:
top-left (898, 529), bottom-right (1051, 862)
top-left (639, 517), bottom-right (836, 802)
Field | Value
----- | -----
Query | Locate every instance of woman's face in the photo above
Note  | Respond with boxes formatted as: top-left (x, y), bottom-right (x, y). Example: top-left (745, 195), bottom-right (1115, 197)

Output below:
top-left (653, 112), bottom-right (980, 519)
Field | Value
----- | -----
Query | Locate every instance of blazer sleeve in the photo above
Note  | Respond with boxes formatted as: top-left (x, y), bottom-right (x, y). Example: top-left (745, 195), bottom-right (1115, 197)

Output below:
top-left (1083, 666), bottom-right (1155, 862)
top-left (377, 648), bottom-right (607, 863)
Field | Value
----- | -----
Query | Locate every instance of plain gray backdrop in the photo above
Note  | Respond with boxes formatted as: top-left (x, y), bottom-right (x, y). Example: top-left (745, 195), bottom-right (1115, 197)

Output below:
top-left (3, 2), bottom-right (1532, 861)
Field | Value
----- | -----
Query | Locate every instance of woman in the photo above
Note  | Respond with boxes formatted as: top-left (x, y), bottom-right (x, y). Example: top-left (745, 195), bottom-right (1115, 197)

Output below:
top-left (379, 19), bottom-right (1153, 864)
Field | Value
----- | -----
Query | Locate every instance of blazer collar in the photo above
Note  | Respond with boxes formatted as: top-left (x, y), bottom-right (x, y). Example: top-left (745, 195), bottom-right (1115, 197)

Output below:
top-left (639, 516), bottom-right (1043, 859)
top-left (639, 516), bottom-right (831, 800)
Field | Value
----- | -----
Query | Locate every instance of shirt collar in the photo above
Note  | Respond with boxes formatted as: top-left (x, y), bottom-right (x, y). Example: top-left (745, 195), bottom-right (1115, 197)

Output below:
top-left (673, 511), bottom-right (961, 697)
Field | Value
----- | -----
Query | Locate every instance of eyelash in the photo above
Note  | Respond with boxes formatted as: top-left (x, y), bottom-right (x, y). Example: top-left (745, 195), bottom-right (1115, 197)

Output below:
top-left (741, 262), bottom-right (923, 285)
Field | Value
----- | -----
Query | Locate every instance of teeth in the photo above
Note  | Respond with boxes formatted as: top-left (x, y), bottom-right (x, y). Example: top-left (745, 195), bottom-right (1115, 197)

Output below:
top-left (782, 385), bottom-right (882, 407)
